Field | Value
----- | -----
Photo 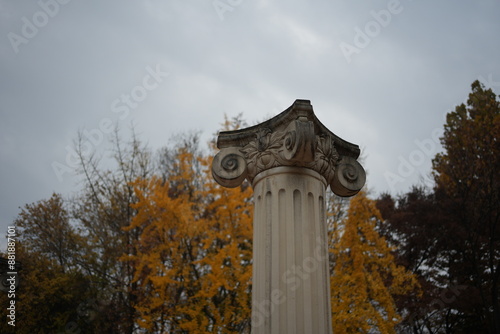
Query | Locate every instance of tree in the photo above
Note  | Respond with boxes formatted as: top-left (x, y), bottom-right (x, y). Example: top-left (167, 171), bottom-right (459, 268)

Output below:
top-left (331, 190), bottom-right (420, 333)
top-left (376, 80), bottom-right (500, 333)
top-left (13, 193), bottom-right (80, 272)
top-left (3, 123), bottom-right (254, 332)
top-left (69, 128), bottom-right (154, 333)
top-left (0, 194), bottom-right (94, 333)
top-left (431, 80), bottom-right (500, 333)
top-left (123, 140), bottom-right (253, 332)
top-left (376, 187), bottom-right (462, 333)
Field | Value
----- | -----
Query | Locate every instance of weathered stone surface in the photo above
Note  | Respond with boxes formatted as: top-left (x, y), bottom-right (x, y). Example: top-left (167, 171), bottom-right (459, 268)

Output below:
top-left (211, 99), bottom-right (365, 196)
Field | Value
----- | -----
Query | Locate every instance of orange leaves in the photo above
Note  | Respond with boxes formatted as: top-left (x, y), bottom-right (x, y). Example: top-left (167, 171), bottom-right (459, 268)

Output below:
top-left (331, 191), bottom-right (420, 334)
top-left (123, 147), bottom-right (253, 332)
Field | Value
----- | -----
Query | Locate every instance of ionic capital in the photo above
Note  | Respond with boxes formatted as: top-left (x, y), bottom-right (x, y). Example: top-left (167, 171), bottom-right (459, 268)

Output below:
top-left (212, 100), bottom-right (365, 197)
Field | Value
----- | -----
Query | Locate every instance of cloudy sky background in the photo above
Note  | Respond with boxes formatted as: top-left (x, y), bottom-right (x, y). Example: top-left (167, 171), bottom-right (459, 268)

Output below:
top-left (1, 0), bottom-right (499, 249)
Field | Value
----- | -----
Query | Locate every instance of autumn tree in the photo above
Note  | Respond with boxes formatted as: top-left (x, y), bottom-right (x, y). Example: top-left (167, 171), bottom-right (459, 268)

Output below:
top-left (123, 126), bottom-right (253, 333)
top-left (376, 80), bottom-right (500, 333)
top-left (69, 128), bottom-right (154, 333)
top-left (4, 122), bottom-right (254, 333)
top-left (0, 194), bottom-right (95, 333)
top-left (376, 187), bottom-right (462, 333)
top-left (331, 190), bottom-right (420, 333)
top-left (431, 80), bottom-right (500, 333)
top-left (1, 128), bottom-right (156, 333)
top-left (13, 193), bottom-right (80, 271)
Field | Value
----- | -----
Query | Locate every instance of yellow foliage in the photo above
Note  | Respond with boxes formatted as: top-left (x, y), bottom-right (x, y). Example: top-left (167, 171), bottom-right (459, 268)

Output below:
top-left (331, 191), bottom-right (420, 334)
top-left (123, 148), bottom-right (253, 333)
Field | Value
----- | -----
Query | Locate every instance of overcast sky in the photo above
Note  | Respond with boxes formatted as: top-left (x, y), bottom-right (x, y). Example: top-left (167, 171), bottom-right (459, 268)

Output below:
top-left (1, 0), bottom-right (499, 249)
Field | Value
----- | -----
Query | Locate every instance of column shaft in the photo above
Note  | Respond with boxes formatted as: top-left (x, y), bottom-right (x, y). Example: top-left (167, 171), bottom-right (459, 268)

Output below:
top-left (251, 167), bottom-right (332, 334)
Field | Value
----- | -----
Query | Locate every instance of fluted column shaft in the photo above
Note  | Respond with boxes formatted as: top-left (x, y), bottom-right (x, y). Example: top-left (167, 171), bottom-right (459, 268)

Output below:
top-left (251, 167), bottom-right (332, 334)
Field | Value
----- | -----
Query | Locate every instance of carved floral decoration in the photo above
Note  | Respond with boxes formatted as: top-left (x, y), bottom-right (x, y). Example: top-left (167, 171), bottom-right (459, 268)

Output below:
top-left (211, 100), bottom-right (366, 197)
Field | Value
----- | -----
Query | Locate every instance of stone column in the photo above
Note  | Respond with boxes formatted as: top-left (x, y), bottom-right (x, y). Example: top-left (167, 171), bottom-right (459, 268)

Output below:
top-left (212, 100), bottom-right (365, 334)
